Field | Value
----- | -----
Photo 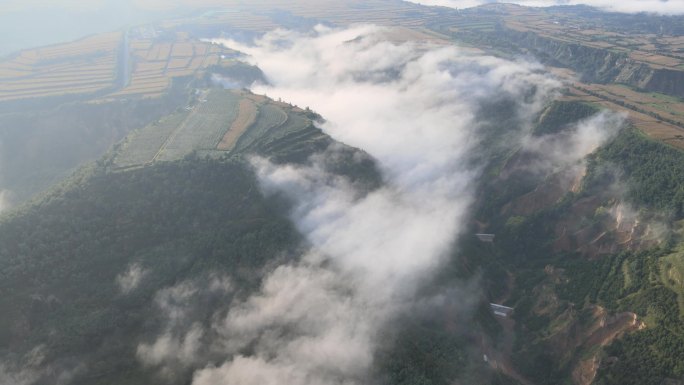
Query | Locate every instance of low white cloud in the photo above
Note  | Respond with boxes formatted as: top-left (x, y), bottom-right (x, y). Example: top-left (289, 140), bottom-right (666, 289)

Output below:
top-left (0, 363), bottom-right (39, 385)
top-left (137, 323), bottom-right (205, 377)
top-left (0, 346), bottom-right (84, 385)
top-left (116, 263), bottom-right (147, 294)
top-left (136, 275), bottom-right (233, 379)
top-left (0, 190), bottom-right (9, 214)
top-left (405, 0), bottom-right (684, 15)
top-left (188, 25), bottom-right (562, 384)
top-left (523, 110), bottom-right (625, 175)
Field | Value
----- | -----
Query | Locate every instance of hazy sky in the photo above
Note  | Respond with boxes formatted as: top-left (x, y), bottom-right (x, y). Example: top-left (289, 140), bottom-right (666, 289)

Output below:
top-left (2, 0), bottom-right (683, 55)
top-left (0, 0), bottom-right (191, 55)
top-left (405, 0), bottom-right (684, 14)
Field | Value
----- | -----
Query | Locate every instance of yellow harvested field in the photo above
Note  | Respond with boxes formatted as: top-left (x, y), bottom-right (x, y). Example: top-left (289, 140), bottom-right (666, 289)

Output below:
top-left (3, 23), bottom-right (240, 101)
top-left (563, 86), bottom-right (684, 150)
top-left (134, 71), bottom-right (165, 79)
top-left (218, 99), bottom-right (257, 150)
top-left (119, 86), bottom-right (168, 94)
top-left (146, 45), bottom-right (161, 61)
top-left (19, 72), bottom-right (112, 82)
top-left (49, 69), bottom-right (113, 78)
top-left (134, 61), bottom-right (167, 72)
top-left (205, 55), bottom-right (220, 66)
top-left (0, 61), bottom-right (32, 70)
top-left (131, 73), bottom-right (166, 80)
top-left (583, 84), bottom-right (684, 123)
top-left (167, 57), bottom-right (191, 69)
top-left (0, 77), bottom-right (111, 90)
top-left (189, 57), bottom-right (205, 70)
top-left (46, 65), bottom-right (114, 74)
top-left (121, 84), bottom-right (168, 92)
top-left (0, 69), bottom-right (30, 78)
top-left (1, 74), bottom-right (112, 85)
top-left (113, 84), bottom-right (168, 96)
top-left (629, 52), bottom-right (681, 68)
top-left (0, 28), bottom-right (120, 102)
top-left (0, 85), bottom-right (104, 101)
top-left (32, 32), bottom-right (120, 59)
top-left (171, 43), bottom-right (194, 57)
top-left (195, 45), bottom-right (208, 56)
top-left (165, 68), bottom-right (196, 76)
top-left (156, 44), bottom-right (172, 60)
top-left (131, 40), bottom-right (153, 50)
top-left (128, 77), bottom-right (169, 86)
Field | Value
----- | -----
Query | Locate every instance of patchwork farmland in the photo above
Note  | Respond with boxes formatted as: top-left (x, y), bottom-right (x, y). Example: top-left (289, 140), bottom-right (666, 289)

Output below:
top-left (0, 32), bottom-right (121, 101)
top-left (0, 27), bottom-right (235, 102)
top-left (113, 88), bottom-right (312, 168)
top-left (111, 30), bottom-right (233, 98)
top-left (0, 0), bottom-right (448, 103)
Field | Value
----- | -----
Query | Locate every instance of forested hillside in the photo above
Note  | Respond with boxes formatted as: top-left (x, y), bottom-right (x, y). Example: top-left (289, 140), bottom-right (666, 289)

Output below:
top-left (0, 93), bottom-right (381, 384)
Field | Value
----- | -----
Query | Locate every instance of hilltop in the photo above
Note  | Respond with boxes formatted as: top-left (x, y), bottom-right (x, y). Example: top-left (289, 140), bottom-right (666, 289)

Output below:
top-left (0, 87), bottom-right (381, 385)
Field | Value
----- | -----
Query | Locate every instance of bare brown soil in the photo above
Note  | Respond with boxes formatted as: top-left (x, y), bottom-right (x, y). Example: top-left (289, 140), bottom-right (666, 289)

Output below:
top-left (217, 99), bottom-right (257, 150)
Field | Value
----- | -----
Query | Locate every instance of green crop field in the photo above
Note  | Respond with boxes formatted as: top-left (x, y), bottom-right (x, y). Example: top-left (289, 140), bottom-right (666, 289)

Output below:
top-left (114, 112), bottom-right (188, 168)
top-left (156, 90), bottom-right (241, 161)
top-left (113, 89), bottom-right (313, 167)
top-left (115, 89), bottom-right (240, 163)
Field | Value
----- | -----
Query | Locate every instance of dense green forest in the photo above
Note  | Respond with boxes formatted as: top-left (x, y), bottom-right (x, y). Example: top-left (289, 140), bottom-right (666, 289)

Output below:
top-left (0, 158), bottom-right (303, 384)
top-left (0, 94), bottom-right (387, 384)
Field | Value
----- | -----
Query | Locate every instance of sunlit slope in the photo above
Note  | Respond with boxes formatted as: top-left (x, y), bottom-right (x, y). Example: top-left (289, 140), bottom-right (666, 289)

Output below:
top-left (113, 88), bottom-right (320, 168)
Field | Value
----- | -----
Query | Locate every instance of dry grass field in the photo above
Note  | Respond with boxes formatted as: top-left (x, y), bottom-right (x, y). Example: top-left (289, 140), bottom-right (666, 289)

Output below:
top-left (561, 85), bottom-right (684, 150)
top-left (217, 99), bottom-right (257, 150)
top-left (500, 9), bottom-right (684, 69)
top-left (110, 30), bottom-right (233, 98)
top-left (0, 32), bottom-right (121, 101)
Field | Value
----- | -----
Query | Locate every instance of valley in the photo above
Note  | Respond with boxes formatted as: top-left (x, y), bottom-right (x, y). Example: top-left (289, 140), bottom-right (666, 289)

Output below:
top-left (2, 2), bottom-right (684, 385)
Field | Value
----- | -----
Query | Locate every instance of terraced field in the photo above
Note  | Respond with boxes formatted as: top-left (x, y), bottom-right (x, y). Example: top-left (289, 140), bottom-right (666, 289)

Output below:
top-left (233, 104), bottom-right (289, 152)
top-left (113, 88), bottom-right (308, 168)
top-left (155, 90), bottom-right (241, 161)
top-left (110, 30), bottom-right (232, 99)
top-left (0, 32), bottom-right (121, 101)
top-left (114, 89), bottom-right (237, 167)
top-left (0, 27), bottom-right (236, 102)
top-left (114, 113), bottom-right (187, 168)
top-left (218, 99), bottom-right (258, 150)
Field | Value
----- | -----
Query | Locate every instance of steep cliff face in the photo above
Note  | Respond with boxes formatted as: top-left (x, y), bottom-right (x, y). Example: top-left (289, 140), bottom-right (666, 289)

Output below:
top-left (500, 29), bottom-right (684, 98)
top-left (645, 69), bottom-right (684, 98)
top-left (507, 30), bottom-right (625, 83)
top-left (612, 59), bottom-right (654, 89)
